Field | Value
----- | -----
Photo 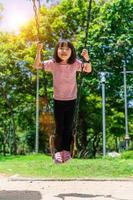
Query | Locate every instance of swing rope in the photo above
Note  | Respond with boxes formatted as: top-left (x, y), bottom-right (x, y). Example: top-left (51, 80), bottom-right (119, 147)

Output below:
top-left (32, 0), bottom-right (54, 113)
top-left (84, 0), bottom-right (93, 49)
top-left (72, 0), bottom-right (93, 156)
top-left (32, 0), bottom-right (41, 153)
top-left (32, 0), bottom-right (55, 156)
top-left (32, 0), bottom-right (49, 105)
top-left (32, 0), bottom-right (40, 41)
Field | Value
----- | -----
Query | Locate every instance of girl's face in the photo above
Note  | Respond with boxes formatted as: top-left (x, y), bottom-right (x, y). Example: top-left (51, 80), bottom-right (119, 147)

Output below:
top-left (57, 45), bottom-right (72, 62)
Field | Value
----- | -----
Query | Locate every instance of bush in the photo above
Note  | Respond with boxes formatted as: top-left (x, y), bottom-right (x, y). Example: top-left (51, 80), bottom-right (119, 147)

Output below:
top-left (121, 150), bottom-right (133, 159)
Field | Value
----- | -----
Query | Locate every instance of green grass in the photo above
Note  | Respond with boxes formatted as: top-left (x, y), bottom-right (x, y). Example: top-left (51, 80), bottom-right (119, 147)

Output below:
top-left (0, 154), bottom-right (133, 179)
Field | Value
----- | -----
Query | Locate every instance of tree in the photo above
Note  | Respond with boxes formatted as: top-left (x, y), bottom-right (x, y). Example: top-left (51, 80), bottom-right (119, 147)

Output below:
top-left (0, 33), bottom-right (35, 154)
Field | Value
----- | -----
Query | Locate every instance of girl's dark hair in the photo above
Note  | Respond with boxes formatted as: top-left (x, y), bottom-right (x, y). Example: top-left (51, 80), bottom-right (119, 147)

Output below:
top-left (53, 40), bottom-right (76, 64)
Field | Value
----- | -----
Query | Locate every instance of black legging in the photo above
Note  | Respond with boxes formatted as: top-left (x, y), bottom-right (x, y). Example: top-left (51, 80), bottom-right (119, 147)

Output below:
top-left (54, 99), bottom-right (76, 152)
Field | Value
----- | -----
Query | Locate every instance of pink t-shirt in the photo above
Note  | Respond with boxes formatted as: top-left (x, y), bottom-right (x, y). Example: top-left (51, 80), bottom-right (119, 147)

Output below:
top-left (43, 59), bottom-right (83, 100)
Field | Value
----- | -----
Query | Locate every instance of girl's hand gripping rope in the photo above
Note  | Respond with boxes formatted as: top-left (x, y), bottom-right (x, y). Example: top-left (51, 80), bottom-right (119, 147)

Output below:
top-left (33, 42), bottom-right (43, 69)
top-left (81, 49), bottom-right (92, 73)
top-left (37, 42), bottom-right (43, 53)
top-left (81, 49), bottom-right (90, 62)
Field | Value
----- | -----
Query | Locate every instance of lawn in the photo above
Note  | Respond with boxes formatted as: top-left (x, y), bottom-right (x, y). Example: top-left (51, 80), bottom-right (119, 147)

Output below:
top-left (0, 154), bottom-right (133, 179)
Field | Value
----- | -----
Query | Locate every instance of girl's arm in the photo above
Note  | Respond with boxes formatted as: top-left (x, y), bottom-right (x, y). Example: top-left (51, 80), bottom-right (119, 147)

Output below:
top-left (81, 49), bottom-right (92, 73)
top-left (33, 43), bottom-right (43, 69)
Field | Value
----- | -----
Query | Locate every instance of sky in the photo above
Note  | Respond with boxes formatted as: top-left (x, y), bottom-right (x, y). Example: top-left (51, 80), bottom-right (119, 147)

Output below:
top-left (0, 0), bottom-right (49, 33)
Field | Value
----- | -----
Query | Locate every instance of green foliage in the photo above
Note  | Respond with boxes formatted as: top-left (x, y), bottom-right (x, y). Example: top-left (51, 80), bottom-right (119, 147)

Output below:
top-left (108, 109), bottom-right (125, 137)
top-left (121, 151), bottom-right (133, 159)
top-left (0, 33), bottom-right (36, 155)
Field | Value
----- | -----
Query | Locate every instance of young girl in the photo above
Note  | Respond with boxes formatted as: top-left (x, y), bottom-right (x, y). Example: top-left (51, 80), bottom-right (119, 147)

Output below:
top-left (34, 40), bottom-right (92, 163)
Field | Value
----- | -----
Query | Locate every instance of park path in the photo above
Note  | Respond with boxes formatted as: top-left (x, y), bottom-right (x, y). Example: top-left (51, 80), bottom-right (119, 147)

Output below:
top-left (0, 174), bottom-right (133, 200)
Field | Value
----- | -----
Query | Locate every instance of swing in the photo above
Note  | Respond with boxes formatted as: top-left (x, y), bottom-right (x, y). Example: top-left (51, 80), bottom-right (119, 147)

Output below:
top-left (32, 0), bottom-right (92, 158)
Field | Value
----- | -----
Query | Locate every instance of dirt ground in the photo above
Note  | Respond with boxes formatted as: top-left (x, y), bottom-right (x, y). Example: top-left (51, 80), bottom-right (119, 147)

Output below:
top-left (0, 174), bottom-right (133, 200)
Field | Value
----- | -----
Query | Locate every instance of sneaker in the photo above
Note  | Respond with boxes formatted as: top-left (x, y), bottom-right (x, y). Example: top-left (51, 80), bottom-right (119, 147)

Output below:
top-left (54, 152), bottom-right (63, 164)
top-left (62, 150), bottom-right (71, 163)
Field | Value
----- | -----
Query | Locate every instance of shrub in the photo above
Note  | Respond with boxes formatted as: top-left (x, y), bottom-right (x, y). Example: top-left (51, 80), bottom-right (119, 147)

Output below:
top-left (121, 150), bottom-right (133, 159)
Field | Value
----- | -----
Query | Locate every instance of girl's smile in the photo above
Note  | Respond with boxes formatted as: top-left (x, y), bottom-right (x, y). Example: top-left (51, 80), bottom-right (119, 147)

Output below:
top-left (57, 47), bottom-right (72, 61)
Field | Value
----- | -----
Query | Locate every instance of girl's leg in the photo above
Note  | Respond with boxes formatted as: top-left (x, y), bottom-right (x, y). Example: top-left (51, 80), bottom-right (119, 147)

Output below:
top-left (63, 99), bottom-right (76, 151)
top-left (54, 100), bottom-right (65, 152)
